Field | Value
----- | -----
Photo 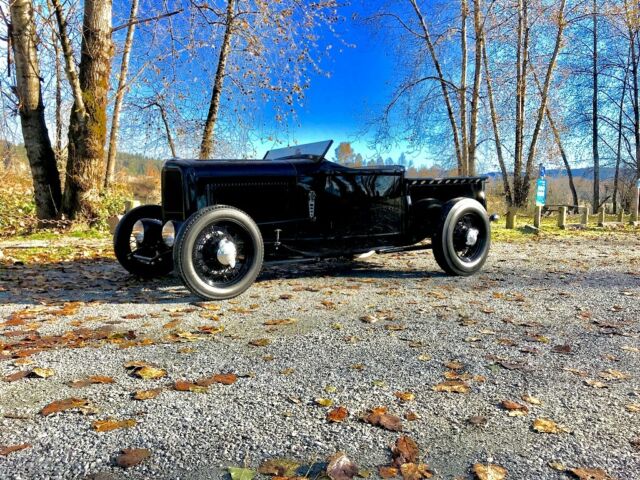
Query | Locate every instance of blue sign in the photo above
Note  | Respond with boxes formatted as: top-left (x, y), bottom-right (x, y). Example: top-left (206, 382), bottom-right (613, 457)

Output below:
top-left (539, 165), bottom-right (546, 178)
top-left (536, 178), bottom-right (547, 207)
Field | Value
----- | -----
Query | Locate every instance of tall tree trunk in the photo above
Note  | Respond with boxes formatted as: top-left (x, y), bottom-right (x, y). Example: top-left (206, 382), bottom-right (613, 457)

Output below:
top-left (200, 0), bottom-right (236, 160)
top-left (513, 0), bottom-right (528, 206)
top-left (592, 0), bottom-right (600, 211)
top-left (55, 0), bottom-right (114, 219)
top-left (49, 0), bottom-right (63, 160)
top-left (10, 0), bottom-right (62, 220)
top-left (613, 60), bottom-right (629, 214)
top-left (459, 0), bottom-right (469, 176)
top-left (104, 0), bottom-right (139, 189)
top-left (629, 18), bottom-right (640, 182)
top-left (483, 43), bottom-right (512, 204)
top-left (468, 0), bottom-right (483, 176)
top-left (408, 0), bottom-right (463, 174)
top-left (520, 0), bottom-right (566, 206)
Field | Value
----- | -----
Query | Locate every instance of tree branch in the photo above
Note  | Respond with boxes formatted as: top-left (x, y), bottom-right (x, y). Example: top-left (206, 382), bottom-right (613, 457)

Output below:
top-left (112, 9), bottom-right (183, 34)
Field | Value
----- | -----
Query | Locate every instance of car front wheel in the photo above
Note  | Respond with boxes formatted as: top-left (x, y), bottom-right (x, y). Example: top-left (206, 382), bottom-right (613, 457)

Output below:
top-left (173, 205), bottom-right (264, 300)
top-left (114, 205), bottom-right (173, 278)
top-left (432, 198), bottom-right (491, 276)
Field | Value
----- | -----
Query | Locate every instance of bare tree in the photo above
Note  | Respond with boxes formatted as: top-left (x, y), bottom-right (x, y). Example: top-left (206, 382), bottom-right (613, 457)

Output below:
top-left (592, 0), bottom-right (600, 210)
top-left (7, 0), bottom-right (62, 219)
top-left (104, 0), bottom-right (139, 189)
top-left (52, 0), bottom-right (114, 219)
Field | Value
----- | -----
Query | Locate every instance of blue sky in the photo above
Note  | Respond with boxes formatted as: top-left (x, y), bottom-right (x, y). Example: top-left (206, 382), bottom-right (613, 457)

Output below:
top-left (251, 2), bottom-right (418, 164)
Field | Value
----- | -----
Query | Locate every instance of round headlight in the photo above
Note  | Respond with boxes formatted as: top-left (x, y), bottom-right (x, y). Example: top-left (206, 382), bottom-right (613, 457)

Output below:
top-left (132, 220), bottom-right (145, 243)
top-left (162, 221), bottom-right (176, 247)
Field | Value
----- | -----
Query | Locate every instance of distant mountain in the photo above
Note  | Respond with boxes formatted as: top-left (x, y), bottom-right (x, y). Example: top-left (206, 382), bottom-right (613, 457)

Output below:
top-left (483, 167), bottom-right (618, 181)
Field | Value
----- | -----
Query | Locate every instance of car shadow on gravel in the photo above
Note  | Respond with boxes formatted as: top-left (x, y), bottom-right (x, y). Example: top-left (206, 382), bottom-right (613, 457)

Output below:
top-left (1, 255), bottom-right (637, 307)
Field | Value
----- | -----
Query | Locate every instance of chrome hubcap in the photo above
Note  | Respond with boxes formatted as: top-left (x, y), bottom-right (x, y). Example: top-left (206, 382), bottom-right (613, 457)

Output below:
top-left (216, 237), bottom-right (237, 268)
top-left (466, 228), bottom-right (480, 247)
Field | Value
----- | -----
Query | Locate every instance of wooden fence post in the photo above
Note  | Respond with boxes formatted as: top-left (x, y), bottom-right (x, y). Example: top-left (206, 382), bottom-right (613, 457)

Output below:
top-left (580, 206), bottom-right (590, 226)
top-left (506, 208), bottom-right (517, 230)
top-left (617, 209), bottom-right (625, 223)
top-left (558, 206), bottom-right (567, 229)
top-left (598, 206), bottom-right (606, 227)
top-left (632, 185), bottom-right (640, 223)
top-left (534, 206), bottom-right (542, 229)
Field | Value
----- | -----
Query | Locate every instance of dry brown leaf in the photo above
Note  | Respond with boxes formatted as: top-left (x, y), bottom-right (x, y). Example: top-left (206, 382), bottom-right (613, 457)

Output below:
top-left (392, 435), bottom-right (419, 467)
top-left (3, 371), bottom-right (29, 382)
top-left (360, 314), bottom-right (379, 324)
top-left (532, 418), bottom-right (569, 434)
top-left (501, 400), bottom-right (529, 417)
top-left (598, 369), bottom-right (630, 381)
top-left (258, 458), bottom-right (300, 477)
top-left (400, 463), bottom-right (434, 479)
top-left (116, 448), bottom-right (151, 468)
top-left (264, 318), bottom-right (298, 326)
top-left (327, 406), bottom-right (349, 423)
top-left (472, 463), bottom-right (508, 480)
top-left (31, 367), bottom-right (55, 379)
top-left (394, 391), bottom-right (416, 402)
top-left (0, 444), bottom-right (31, 456)
top-left (405, 411), bottom-right (421, 421)
top-left (249, 338), bottom-right (271, 347)
top-left (135, 366), bottom-right (167, 380)
top-left (584, 379), bottom-right (608, 389)
top-left (327, 452), bottom-right (358, 480)
top-left (69, 376), bottom-right (115, 388)
top-left (41, 397), bottom-right (96, 416)
top-left (433, 380), bottom-right (470, 394)
top-left (625, 404), bottom-right (640, 413)
top-left (92, 418), bottom-right (137, 432)
top-left (174, 381), bottom-right (208, 393)
top-left (521, 394), bottom-right (542, 406)
top-left (568, 467), bottom-right (615, 480)
top-left (468, 416), bottom-right (487, 426)
top-left (162, 319), bottom-right (180, 329)
top-left (133, 388), bottom-right (163, 401)
top-left (379, 466), bottom-right (400, 478)
top-left (363, 407), bottom-right (403, 432)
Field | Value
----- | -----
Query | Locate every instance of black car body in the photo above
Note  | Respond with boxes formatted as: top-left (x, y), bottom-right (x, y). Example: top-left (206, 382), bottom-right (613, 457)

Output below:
top-left (114, 141), bottom-right (494, 300)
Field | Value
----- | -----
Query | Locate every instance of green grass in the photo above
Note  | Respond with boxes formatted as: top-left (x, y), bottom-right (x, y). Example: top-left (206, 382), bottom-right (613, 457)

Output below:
top-left (12, 227), bottom-right (110, 242)
top-left (491, 214), bottom-right (639, 242)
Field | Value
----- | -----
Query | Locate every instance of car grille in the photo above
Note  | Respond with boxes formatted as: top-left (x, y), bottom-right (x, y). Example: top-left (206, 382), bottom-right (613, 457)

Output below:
top-left (162, 168), bottom-right (184, 217)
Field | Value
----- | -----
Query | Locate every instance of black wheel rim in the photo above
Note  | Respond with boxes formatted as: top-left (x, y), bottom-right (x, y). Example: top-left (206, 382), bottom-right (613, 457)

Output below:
top-left (452, 212), bottom-right (487, 263)
top-left (192, 220), bottom-right (254, 288)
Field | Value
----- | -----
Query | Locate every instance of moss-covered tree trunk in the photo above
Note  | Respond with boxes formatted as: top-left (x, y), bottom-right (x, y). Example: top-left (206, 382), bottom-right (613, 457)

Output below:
top-left (10, 0), bottom-right (62, 220)
top-left (61, 0), bottom-right (113, 220)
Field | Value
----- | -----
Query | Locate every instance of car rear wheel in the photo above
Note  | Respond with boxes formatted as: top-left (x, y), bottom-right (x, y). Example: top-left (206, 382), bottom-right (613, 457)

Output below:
top-left (432, 198), bottom-right (490, 276)
top-left (174, 205), bottom-right (264, 300)
top-left (114, 205), bottom-right (173, 278)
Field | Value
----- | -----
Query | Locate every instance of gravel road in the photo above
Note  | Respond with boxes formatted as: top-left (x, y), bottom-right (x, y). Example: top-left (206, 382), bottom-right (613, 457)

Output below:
top-left (0, 234), bottom-right (639, 479)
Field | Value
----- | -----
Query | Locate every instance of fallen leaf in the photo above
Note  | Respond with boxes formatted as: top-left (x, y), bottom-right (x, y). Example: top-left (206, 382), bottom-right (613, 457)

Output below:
top-left (584, 379), bottom-right (608, 389)
top-left (521, 394), bottom-right (542, 406)
top-left (135, 366), bottom-right (167, 380)
top-left (625, 404), bottom-right (640, 413)
top-left (264, 318), bottom-right (298, 326)
top-left (258, 458), bottom-right (300, 477)
top-left (379, 466), bottom-right (400, 478)
top-left (249, 338), bottom-right (271, 347)
top-left (174, 381), bottom-right (208, 393)
top-left (394, 392), bottom-right (416, 402)
top-left (532, 418), bottom-right (569, 434)
top-left (93, 418), bottom-right (137, 432)
top-left (472, 463), bottom-right (508, 480)
top-left (69, 376), bottom-right (115, 388)
top-left (133, 389), bottom-right (163, 401)
top-left (433, 380), bottom-right (470, 394)
top-left (315, 398), bottom-right (334, 408)
top-left (41, 398), bottom-right (96, 416)
top-left (162, 319), bottom-right (180, 329)
top-left (116, 448), bottom-right (151, 468)
top-left (446, 361), bottom-right (464, 370)
top-left (31, 367), bottom-right (55, 379)
top-left (228, 467), bottom-right (256, 480)
top-left (400, 463), bottom-right (434, 479)
top-left (327, 452), bottom-right (358, 480)
top-left (405, 411), bottom-right (421, 421)
top-left (327, 406), bottom-right (349, 423)
top-left (197, 373), bottom-right (238, 386)
top-left (363, 407), bottom-right (403, 432)
top-left (360, 314), bottom-right (379, 324)
top-left (3, 371), bottom-right (29, 382)
top-left (392, 435), bottom-right (418, 467)
top-left (598, 369), bottom-right (630, 381)
top-left (468, 416), bottom-right (487, 426)
top-left (501, 400), bottom-right (529, 416)
top-left (568, 467), bottom-right (615, 480)
top-left (0, 444), bottom-right (31, 456)
top-left (552, 344), bottom-right (572, 354)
